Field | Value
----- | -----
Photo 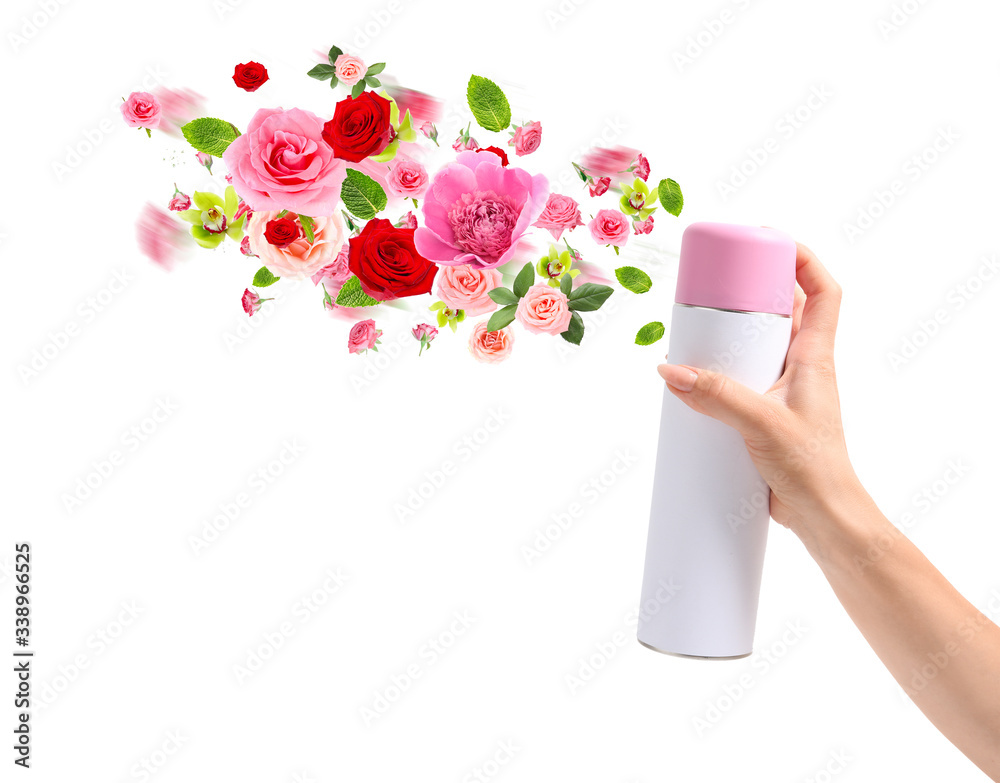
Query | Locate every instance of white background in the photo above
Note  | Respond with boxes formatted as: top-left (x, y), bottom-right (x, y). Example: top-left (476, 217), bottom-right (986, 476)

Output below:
top-left (3, 0), bottom-right (999, 780)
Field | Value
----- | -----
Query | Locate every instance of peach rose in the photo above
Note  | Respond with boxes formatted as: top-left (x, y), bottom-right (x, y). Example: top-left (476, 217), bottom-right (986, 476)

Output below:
top-left (334, 53), bottom-right (366, 86)
top-left (515, 283), bottom-right (572, 335)
top-left (248, 210), bottom-right (346, 278)
top-left (435, 264), bottom-right (502, 316)
top-left (468, 321), bottom-right (514, 364)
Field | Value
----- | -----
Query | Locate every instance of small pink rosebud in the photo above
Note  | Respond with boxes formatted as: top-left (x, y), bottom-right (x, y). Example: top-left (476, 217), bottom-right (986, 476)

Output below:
top-left (395, 211), bottom-right (418, 230)
top-left (588, 176), bottom-right (611, 197)
top-left (196, 152), bottom-right (213, 174)
top-left (234, 200), bottom-right (253, 223)
top-left (632, 152), bottom-right (650, 182)
top-left (225, 174), bottom-right (234, 184)
top-left (452, 135), bottom-right (479, 152)
top-left (240, 235), bottom-right (257, 257)
top-left (242, 288), bottom-right (261, 316)
top-left (633, 215), bottom-right (655, 235)
top-left (412, 322), bottom-right (439, 356)
top-left (419, 121), bottom-right (438, 144)
top-left (168, 192), bottom-right (191, 211)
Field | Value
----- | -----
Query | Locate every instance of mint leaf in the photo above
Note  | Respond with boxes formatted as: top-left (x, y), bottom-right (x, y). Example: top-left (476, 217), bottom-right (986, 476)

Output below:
top-left (341, 169), bottom-right (388, 219)
top-left (181, 117), bottom-right (241, 157)
top-left (561, 312), bottom-right (584, 345)
top-left (327, 45), bottom-right (343, 64)
top-left (467, 75), bottom-right (511, 132)
top-left (512, 262), bottom-right (534, 299)
top-left (635, 321), bottom-right (665, 346)
top-left (657, 178), bottom-right (684, 217)
top-left (488, 287), bottom-right (519, 306)
top-left (299, 215), bottom-right (315, 243)
top-left (486, 304), bottom-right (517, 332)
top-left (253, 267), bottom-right (279, 287)
top-left (335, 276), bottom-right (380, 307)
top-left (615, 266), bottom-right (652, 294)
top-left (568, 283), bottom-right (613, 312)
top-left (559, 273), bottom-right (573, 296)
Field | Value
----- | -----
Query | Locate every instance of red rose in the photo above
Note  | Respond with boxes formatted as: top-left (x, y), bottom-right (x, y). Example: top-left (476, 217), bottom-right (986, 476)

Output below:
top-left (264, 217), bottom-right (300, 248)
top-left (232, 61), bottom-right (269, 92)
top-left (348, 218), bottom-right (437, 300)
top-left (322, 92), bottom-right (394, 163)
top-left (475, 146), bottom-right (509, 167)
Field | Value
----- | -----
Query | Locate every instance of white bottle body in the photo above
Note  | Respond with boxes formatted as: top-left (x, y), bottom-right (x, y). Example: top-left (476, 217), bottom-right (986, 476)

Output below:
top-left (638, 303), bottom-right (792, 658)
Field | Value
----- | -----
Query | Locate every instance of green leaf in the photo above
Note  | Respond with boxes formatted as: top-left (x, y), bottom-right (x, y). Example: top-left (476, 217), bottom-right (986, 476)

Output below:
top-left (327, 44), bottom-right (343, 64)
top-left (567, 283), bottom-right (613, 312)
top-left (488, 287), bottom-right (519, 306)
top-left (365, 76), bottom-right (381, 88)
top-left (308, 63), bottom-right (336, 80)
top-left (635, 321), bottom-right (665, 346)
top-left (252, 267), bottom-right (279, 287)
top-left (335, 276), bottom-right (380, 307)
top-left (615, 266), bottom-right (653, 294)
top-left (559, 273), bottom-right (573, 296)
top-left (486, 304), bottom-right (517, 332)
top-left (512, 262), bottom-right (534, 299)
top-left (340, 169), bottom-right (388, 219)
top-left (657, 178), bottom-right (684, 217)
top-left (299, 215), bottom-right (315, 243)
top-left (466, 74), bottom-right (512, 132)
top-left (561, 312), bottom-right (584, 345)
top-left (366, 62), bottom-right (386, 76)
top-left (330, 76), bottom-right (339, 89)
top-left (351, 81), bottom-right (366, 99)
top-left (180, 117), bottom-right (241, 157)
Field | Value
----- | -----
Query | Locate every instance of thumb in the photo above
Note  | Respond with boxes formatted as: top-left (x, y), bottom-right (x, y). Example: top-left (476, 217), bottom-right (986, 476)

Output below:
top-left (657, 363), bottom-right (774, 438)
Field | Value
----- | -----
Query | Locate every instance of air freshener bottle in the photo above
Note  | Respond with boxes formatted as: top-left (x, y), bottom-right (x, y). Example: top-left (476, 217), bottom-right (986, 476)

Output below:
top-left (638, 222), bottom-right (796, 659)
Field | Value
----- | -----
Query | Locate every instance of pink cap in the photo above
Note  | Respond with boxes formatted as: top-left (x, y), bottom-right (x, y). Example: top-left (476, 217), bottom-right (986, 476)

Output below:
top-left (675, 222), bottom-right (796, 315)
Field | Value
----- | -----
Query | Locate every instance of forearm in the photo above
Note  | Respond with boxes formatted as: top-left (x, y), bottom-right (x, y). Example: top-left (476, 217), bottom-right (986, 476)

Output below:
top-left (793, 482), bottom-right (1000, 780)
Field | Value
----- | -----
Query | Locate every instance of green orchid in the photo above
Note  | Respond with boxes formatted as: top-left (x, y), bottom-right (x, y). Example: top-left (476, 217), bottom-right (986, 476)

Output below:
top-left (536, 244), bottom-right (581, 288)
top-left (176, 185), bottom-right (246, 249)
top-left (619, 177), bottom-right (658, 220)
top-left (369, 91), bottom-right (418, 163)
top-left (429, 301), bottom-right (466, 332)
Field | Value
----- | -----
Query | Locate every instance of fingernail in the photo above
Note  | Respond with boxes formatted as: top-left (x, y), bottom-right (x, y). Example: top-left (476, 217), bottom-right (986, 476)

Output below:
top-left (657, 364), bottom-right (698, 391)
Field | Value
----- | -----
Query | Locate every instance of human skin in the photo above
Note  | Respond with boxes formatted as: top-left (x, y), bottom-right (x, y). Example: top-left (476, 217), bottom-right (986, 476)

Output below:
top-left (657, 241), bottom-right (1000, 781)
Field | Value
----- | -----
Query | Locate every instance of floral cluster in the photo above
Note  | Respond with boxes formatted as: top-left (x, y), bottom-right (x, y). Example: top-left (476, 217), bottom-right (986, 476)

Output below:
top-left (125, 45), bottom-right (684, 362)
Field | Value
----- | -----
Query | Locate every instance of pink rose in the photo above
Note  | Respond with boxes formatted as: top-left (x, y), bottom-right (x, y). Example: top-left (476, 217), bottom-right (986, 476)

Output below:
top-left (222, 107), bottom-right (348, 216)
top-left (589, 209), bottom-right (630, 247)
top-left (168, 191), bottom-right (191, 211)
top-left (248, 210), bottom-right (347, 278)
top-left (385, 158), bottom-right (429, 198)
top-left (311, 244), bottom-right (351, 296)
top-left (396, 211), bottom-right (418, 230)
top-left (633, 152), bottom-right (650, 182)
top-left (633, 215), bottom-right (654, 235)
top-left (588, 176), bottom-right (611, 197)
top-left (468, 321), bottom-right (514, 364)
top-left (434, 264), bottom-right (503, 316)
top-left (509, 120), bottom-right (542, 156)
top-left (242, 288), bottom-right (262, 316)
top-left (334, 53), bottom-right (366, 86)
top-left (412, 322), bottom-right (438, 356)
top-left (533, 193), bottom-right (584, 241)
top-left (120, 92), bottom-right (161, 130)
top-left (515, 283), bottom-right (572, 335)
top-left (348, 319), bottom-right (381, 354)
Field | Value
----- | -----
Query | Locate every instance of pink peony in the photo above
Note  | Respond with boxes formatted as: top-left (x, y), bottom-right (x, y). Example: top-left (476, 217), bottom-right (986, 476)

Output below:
top-left (348, 319), bottom-right (381, 354)
top-left (311, 243), bottom-right (351, 294)
top-left (589, 209), bottom-right (630, 247)
top-left (386, 158), bottom-right (429, 198)
top-left (222, 107), bottom-right (348, 217)
top-left (415, 149), bottom-right (548, 270)
top-left (533, 193), bottom-right (583, 241)
top-left (120, 92), bottom-right (161, 130)
top-left (434, 264), bottom-right (503, 316)
top-left (334, 53), bottom-right (366, 86)
top-left (468, 321), bottom-right (514, 364)
top-left (248, 210), bottom-right (346, 278)
top-left (515, 283), bottom-right (572, 335)
top-left (588, 176), bottom-right (611, 197)
top-left (136, 204), bottom-right (184, 270)
top-left (509, 121), bottom-right (542, 156)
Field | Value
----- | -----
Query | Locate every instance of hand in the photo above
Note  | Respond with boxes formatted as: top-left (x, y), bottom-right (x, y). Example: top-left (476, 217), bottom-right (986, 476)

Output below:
top-left (657, 241), bottom-right (861, 533)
